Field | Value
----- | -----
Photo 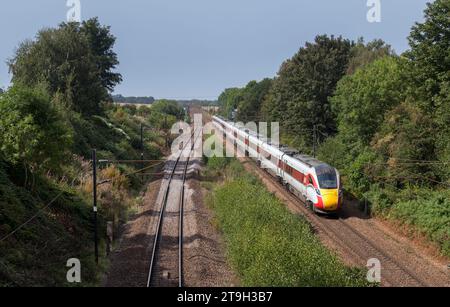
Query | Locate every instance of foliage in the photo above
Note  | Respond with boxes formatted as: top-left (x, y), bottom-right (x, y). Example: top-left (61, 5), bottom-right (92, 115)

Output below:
top-left (346, 38), bottom-right (394, 74)
top-left (0, 160), bottom-right (102, 286)
top-left (206, 159), bottom-right (370, 287)
top-left (8, 18), bottom-right (121, 115)
top-left (405, 0), bottom-right (450, 102)
top-left (262, 35), bottom-right (353, 153)
top-left (0, 17), bottom-right (170, 287)
top-left (236, 79), bottom-right (273, 122)
top-left (218, 88), bottom-right (243, 119)
top-left (151, 100), bottom-right (185, 120)
top-left (371, 102), bottom-right (436, 187)
top-left (215, 1), bottom-right (450, 258)
top-left (433, 83), bottom-right (450, 182)
top-left (366, 187), bottom-right (450, 257)
top-left (388, 190), bottom-right (450, 257)
top-left (331, 56), bottom-right (408, 147)
top-left (70, 105), bottom-right (161, 162)
top-left (80, 18), bottom-right (122, 92)
top-left (0, 85), bottom-right (72, 172)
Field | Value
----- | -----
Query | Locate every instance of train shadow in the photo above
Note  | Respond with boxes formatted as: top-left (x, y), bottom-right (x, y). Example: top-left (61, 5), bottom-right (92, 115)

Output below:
top-left (338, 200), bottom-right (371, 220)
top-left (132, 208), bottom-right (161, 220)
top-left (312, 199), bottom-right (371, 221)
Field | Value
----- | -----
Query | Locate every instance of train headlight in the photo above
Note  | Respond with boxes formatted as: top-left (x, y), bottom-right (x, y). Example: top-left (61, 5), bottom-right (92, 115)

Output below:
top-left (315, 188), bottom-right (321, 196)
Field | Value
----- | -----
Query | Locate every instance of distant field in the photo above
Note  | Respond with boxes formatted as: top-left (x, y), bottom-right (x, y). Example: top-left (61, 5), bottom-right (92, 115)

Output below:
top-left (113, 102), bottom-right (152, 108)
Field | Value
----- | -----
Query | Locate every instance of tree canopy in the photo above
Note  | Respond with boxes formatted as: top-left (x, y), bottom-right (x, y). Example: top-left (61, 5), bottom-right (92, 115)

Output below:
top-left (346, 38), bottom-right (394, 74)
top-left (331, 56), bottom-right (408, 148)
top-left (218, 87), bottom-right (243, 119)
top-left (236, 79), bottom-right (273, 122)
top-left (406, 0), bottom-right (450, 102)
top-left (262, 35), bottom-right (353, 152)
top-left (8, 18), bottom-right (121, 116)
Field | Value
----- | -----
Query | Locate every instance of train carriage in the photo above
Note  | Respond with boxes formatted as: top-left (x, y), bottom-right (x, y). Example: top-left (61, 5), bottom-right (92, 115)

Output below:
top-left (212, 116), bottom-right (343, 215)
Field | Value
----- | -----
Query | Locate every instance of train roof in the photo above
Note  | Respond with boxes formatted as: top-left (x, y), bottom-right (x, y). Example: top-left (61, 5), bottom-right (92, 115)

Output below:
top-left (213, 116), bottom-right (333, 169)
top-left (293, 154), bottom-right (329, 168)
top-left (279, 145), bottom-right (299, 156)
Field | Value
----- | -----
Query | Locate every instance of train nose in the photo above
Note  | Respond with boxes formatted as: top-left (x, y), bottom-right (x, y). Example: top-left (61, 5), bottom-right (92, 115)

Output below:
top-left (321, 190), bottom-right (339, 211)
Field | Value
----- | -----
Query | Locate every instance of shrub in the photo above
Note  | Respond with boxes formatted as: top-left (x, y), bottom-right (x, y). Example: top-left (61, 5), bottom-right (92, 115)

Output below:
top-left (388, 190), bottom-right (450, 257)
top-left (0, 85), bottom-right (72, 173)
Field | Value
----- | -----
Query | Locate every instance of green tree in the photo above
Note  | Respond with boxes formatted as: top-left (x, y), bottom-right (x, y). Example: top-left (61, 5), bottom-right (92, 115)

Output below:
top-left (406, 0), bottom-right (450, 103)
top-left (433, 82), bottom-right (450, 182)
top-left (236, 79), bottom-right (273, 122)
top-left (331, 56), bottom-right (407, 148)
top-left (347, 38), bottom-right (394, 74)
top-left (8, 19), bottom-right (121, 115)
top-left (404, 0), bottom-right (450, 183)
top-left (218, 88), bottom-right (243, 119)
top-left (262, 35), bottom-right (353, 152)
top-left (0, 85), bottom-right (72, 174)
top-left (371, 102), bottom-right (435, 187)
top-left (80, 18), bottom-right (122, 91)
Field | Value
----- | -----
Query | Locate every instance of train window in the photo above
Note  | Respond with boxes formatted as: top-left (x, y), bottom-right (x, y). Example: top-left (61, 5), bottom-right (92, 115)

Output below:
top-left (315, 165), bottom-right (337, 189)
top-left (286, 165), bottom-right (293, 175)
top-left (309, 176), bottom-right (313, 185)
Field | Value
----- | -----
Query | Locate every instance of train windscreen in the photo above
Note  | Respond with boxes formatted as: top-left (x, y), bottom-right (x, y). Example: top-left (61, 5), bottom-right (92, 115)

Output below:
top-left (315, 165), bottom-right (337, 189)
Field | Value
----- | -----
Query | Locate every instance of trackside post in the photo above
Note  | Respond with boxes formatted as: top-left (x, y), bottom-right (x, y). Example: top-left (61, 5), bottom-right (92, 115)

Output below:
top-left (92, 149), bottom-right (99, 264)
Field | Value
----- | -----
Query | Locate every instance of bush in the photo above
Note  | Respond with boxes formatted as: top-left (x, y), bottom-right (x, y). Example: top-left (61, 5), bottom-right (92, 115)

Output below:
top-left (388, 190), bottom-right (450, 257)
top-left (0, 85), bottom-right (72, 172)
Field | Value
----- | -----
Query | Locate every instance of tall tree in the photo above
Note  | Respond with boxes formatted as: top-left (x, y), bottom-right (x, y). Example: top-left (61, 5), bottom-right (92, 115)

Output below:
top-left (236, 79), bottom-right (273, 122)
top-left (8, 19), bottom-right (122, 115)
top-left (331, 56), bottom-right (408, 149)
top-left (80, 18), bottom-right (122, 91)
top-left (262, 35), bottom-right (353, 152)
top-left (218, 88), bottom-right (243, 119)
top-left (346, 38), bottom-right (394, 74)
top-left (406, 0), bottom-right (450, 103)
top-left (371, 102), bottom-right (435, 187)
top-left (405, 0), bottom-right (450, 183)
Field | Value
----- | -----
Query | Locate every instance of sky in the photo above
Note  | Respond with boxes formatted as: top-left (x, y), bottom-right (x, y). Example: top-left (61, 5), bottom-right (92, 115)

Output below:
top-left (0, 0), bottom-right (431, 99)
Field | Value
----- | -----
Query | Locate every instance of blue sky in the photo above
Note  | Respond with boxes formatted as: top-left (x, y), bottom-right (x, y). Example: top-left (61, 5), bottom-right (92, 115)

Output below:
top-left (0, 0), bottom-right (431, 99)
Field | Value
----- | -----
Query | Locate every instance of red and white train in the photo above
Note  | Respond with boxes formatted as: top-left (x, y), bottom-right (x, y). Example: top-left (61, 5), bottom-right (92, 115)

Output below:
top-left (212, 116), bottom-right (343, 214)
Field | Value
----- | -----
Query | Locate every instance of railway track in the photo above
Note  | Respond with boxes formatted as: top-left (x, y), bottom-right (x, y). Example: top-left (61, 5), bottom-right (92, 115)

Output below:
top-left (146, 129), bottom-right (200, 287)
top-left (242, 157), bottom-right (446, 287)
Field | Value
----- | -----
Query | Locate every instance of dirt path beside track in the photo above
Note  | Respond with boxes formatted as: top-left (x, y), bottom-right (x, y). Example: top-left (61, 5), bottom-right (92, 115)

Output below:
top-left (182, 157), bottom-right (238, 287)
top-left (103, 174), bottom-right (163, 287)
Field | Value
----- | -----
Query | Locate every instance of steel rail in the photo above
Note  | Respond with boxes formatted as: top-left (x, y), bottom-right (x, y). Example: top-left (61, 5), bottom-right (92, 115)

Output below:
top-left (147, 129), bottom-right (201, 287)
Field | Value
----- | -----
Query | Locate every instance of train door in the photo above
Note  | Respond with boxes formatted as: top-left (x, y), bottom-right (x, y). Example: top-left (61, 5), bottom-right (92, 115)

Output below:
top-left (279, 155), bottom-right (285, 182)
top-left (244, 135), bottom-right (250, 157)
top-left (305, 175), bottom-right (317, 205)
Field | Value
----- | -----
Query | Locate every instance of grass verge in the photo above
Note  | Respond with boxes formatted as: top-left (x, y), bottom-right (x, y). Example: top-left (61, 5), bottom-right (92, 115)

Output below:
top-left (204, 157), bottom-right (372, 287)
